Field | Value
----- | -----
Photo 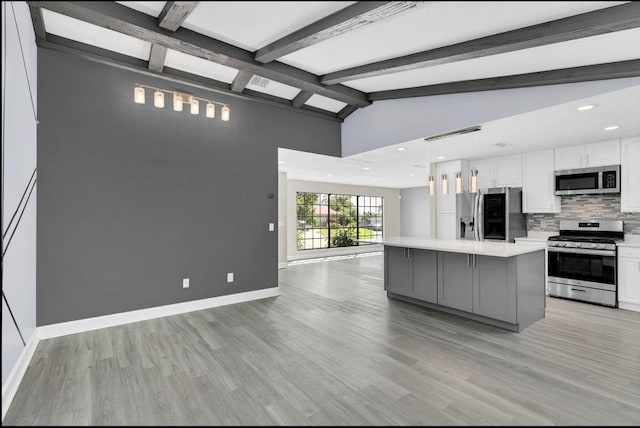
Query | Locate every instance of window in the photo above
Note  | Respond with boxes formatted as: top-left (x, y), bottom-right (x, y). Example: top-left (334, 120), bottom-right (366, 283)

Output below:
top-left (296, 192), bottom-right (383, 250)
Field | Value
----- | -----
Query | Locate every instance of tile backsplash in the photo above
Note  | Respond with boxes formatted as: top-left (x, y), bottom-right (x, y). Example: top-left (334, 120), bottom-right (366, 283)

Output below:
top-left (527, 195), bottom-right (640, 235)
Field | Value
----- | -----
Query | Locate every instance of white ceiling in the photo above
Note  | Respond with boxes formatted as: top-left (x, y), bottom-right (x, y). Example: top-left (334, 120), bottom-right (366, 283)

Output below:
top-left (279, 84), bottom-right (640, 188)
top-left (38, 1), bottom-right (640, 188)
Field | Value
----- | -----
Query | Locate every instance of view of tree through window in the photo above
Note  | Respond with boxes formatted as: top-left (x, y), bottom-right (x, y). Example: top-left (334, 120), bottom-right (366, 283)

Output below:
top-left (296, 192), bottom-right (383, 250)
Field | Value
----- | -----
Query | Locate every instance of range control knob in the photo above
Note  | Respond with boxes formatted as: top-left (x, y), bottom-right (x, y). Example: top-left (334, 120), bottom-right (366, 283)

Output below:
top-left (575, 243), bottom-right (582, 248)
top-left (596, 244), bottom-right (606, 250)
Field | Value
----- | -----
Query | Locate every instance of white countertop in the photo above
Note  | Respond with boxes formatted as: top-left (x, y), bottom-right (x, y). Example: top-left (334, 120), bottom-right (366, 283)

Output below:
top-left (363, 237), bottom-right (547, 258)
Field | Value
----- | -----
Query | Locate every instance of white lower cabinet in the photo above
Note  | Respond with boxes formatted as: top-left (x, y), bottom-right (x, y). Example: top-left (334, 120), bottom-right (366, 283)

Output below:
top-left (618, 246), bottom-right (640, 312)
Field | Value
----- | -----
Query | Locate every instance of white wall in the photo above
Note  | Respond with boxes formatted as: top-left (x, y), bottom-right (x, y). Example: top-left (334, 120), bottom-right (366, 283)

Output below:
top-left (286, 180), bottom-right (400, 260)
top-left (400, 187), bottom-right (431, 238)
top-left (342, 77), bottom-right (640, 156)
top-left (2, 0), bottom-right (38, 393)
top-left (278, 172), bottom-right (287, 268)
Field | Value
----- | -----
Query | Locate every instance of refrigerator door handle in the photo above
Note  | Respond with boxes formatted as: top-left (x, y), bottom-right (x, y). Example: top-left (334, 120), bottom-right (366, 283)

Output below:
top-left (473, 193), bottom-right (479, 241)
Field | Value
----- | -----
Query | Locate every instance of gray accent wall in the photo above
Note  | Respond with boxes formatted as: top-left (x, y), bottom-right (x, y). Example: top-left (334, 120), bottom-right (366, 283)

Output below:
top-left (2, 1), bottom-right (38, 388)
top-left (36, 48), bottom-right (341, 326)
top-left (527, 194), bottom-right (640, 235)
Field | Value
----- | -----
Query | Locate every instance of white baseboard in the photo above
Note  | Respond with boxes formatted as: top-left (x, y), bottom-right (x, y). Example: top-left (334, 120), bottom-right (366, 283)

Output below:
top-left (2, 331), bottom-right (39, 421)
top-left (619, 301), bottom-right (640, 312)
top-left (38, 287), bottom-right (280, 340)
top-left (278, 262), bottom-right (288, 269)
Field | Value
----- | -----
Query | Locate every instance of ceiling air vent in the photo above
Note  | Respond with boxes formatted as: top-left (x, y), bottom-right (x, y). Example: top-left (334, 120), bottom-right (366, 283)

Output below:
top-left (249, 76), bottom-right (270, 88)
top-left (494, 142), bottom-right (512, 148)
top-left (424, 125), bottom-right (481, 142)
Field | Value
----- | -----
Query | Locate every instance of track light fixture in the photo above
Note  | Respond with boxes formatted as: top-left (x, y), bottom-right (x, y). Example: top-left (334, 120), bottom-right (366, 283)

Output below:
top-left (134, 84), bottom-right (230, 121)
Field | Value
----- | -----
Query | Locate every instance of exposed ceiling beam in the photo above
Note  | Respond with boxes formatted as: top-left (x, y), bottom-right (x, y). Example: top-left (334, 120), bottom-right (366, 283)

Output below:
top-left (255, 1), bottom-right (422, 64)
top-left (29, 5), bottom-right (47, 40)
top-left (38, 34), bottom-right (342, 122)
top-left (28, 1), bottom-right (370, 107)
top-left (230, 70), bottom-right (253, 93)
top-left (291, 90), bottom-right (314, 108)
top-left (368, 60), bottom-right (640, 100)
top-left (337, 105), bottom-right (360, 121)
top-left (322, 2), bottom-right (640, 85)
top-left (148, 43), bottom-right (167, 72)
top-left (157, 1), bottom-right (198, 32)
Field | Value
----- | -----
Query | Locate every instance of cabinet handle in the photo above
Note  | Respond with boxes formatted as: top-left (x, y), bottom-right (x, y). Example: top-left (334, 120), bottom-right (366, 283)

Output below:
top-left (571, 288), bottom-right (587, 293)
top-left (473, 254), bottom-right (477, 267)
top-left (467, 254), bottom-right (470, 267)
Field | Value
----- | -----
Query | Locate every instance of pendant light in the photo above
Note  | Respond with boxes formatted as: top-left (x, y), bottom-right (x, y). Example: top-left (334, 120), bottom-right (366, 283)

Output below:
top-left (206, 102), bottom-right (215, 118)
top-left (469, 169), bottom-right (478, 193)
top-left (221, 105), bottom-right (230, 122)
top-left (441, 174), bottom-right (448, 195)
top-left (428, 176), bottom-right (435, 196)
top-left (173, 93), bottom-right (183, 112)
top-left (190, 97), bottom-right (199, 115)
top-left (455, 172), bottom-right (463, 194)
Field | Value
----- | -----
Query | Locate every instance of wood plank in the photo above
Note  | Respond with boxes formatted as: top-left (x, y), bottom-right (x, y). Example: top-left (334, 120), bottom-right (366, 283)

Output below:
top-left (291, 90), bottom-right (313, 108)
top-left (337, 104), bottom-right (359, 120)
top-left (255, 1), bottom-right (421, 63)
top-left (147, 43), bottom-right (167, 72)
top-left (230, 70), bottom-right (253, 93)
top-left (157, 1), bottom-right (199, 32)
top-left (38, 35), bottom-right (341, 122)
top-left (321, 2), bottom-right (640, 85)
top-left (28, 1), bottom-right (370, 107)
top-left (28, 5), bottom-right (47, 40)
top-left (5, 254), bottom-right (640, 425)
top-left (368, 60), bottom-right (640, 100)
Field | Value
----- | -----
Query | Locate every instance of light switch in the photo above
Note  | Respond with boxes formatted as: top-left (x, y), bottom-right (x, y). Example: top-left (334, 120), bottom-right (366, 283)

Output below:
top-left (183, 278), bottom-right (190, 288)
top-left (269, 223), bottom-right (275, 231)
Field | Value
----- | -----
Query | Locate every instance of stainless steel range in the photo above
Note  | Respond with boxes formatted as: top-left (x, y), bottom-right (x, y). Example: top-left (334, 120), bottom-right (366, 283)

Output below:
top-left (547, 220), bottom-right (624, 307)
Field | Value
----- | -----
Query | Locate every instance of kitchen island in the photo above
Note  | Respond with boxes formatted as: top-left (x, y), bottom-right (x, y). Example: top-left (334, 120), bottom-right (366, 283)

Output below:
top-left (372, 237), bottom-right (547, 332)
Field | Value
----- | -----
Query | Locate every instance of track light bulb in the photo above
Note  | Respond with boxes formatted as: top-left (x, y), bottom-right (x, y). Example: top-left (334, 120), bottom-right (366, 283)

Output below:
top-left (173, 93), bottom-right (183, 112)
top-left (206, 102), bottom-right (215, 118)
top-left (154, 90), bottom-right (164, 108)
top-left (134, 86), bottom-right (145, 104)
top-left (190, 98), bottom-right (199, 115)
top-left (221, 105), bottom-right (230, 122)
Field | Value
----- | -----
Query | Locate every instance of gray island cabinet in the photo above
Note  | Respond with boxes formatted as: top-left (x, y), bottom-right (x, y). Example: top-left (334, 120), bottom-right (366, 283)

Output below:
top-left (380, 237), bottom-right (547, 332)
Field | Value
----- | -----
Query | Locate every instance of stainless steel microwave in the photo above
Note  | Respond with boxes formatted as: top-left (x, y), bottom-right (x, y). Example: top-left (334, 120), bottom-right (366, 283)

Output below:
top-left (554, 165), bottom-right (620, 195)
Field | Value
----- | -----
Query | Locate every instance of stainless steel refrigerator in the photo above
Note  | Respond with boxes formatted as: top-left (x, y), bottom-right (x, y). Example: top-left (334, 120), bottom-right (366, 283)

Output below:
top-left (456, 187), bottom-right (527, 242)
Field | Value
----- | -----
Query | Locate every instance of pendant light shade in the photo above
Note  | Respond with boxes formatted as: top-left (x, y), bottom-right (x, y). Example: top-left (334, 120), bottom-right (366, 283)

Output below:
top-left (469, 170), bottom-right (478, 193)
top-left (455, 172), bottom-right (463, 194)
top-left (153, 90), bottom-right (164, 108)
top-left (428, 176), bottom-right (435, 196)
top-left (134, 86), bottom-right (145, 104)
top-left (441, 174), bottom-right (448, 195)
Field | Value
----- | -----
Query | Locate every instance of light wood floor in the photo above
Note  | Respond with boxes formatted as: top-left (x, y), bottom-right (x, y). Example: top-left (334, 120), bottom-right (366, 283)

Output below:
top-left (5, 254), bottom-right (640, 425)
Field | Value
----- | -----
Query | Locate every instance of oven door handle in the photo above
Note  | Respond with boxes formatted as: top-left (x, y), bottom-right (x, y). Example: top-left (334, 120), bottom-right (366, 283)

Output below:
top-left (547, 247), bottom-right (616, 257)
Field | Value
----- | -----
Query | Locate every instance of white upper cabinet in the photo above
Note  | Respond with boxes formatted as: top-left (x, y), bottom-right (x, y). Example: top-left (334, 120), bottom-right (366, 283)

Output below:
top-left (522, 149), bottom-right (561, 213)
top-left (470, 154), bottom-right (522, 189)
top-left (554, 139), bottom-right (621, 170)
top-left (621, 136), bottom-right (640, 212)
top-left (494, 155), bottom-right (523, 188)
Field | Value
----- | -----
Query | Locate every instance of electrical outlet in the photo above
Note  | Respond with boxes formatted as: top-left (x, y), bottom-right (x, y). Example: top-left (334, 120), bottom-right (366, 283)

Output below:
top-left (183, 278), bottom-right (190, 288)
top-left (269, 223), bottom-right (275, 231)
top-left (227, 272), bottom-right (234, 283)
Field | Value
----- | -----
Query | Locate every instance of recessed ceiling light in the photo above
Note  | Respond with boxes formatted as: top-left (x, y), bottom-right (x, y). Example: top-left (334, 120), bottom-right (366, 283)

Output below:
top-left (397, 147), bottom-right (406, 151)
top-left (437, 156), bottom-right (445, 160)
top-left (363, 167), bottom-right (371, 170)
top-left (577, 104), bottom-right (596, 111)
top-left (278, 161), bottom-right (285, 164)
top-left (604, 125), bottom-right (619, 131)
top-left (409, 174), bottom-right (415, 177)
top-left (327, 174), bottom-right (333, 177)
